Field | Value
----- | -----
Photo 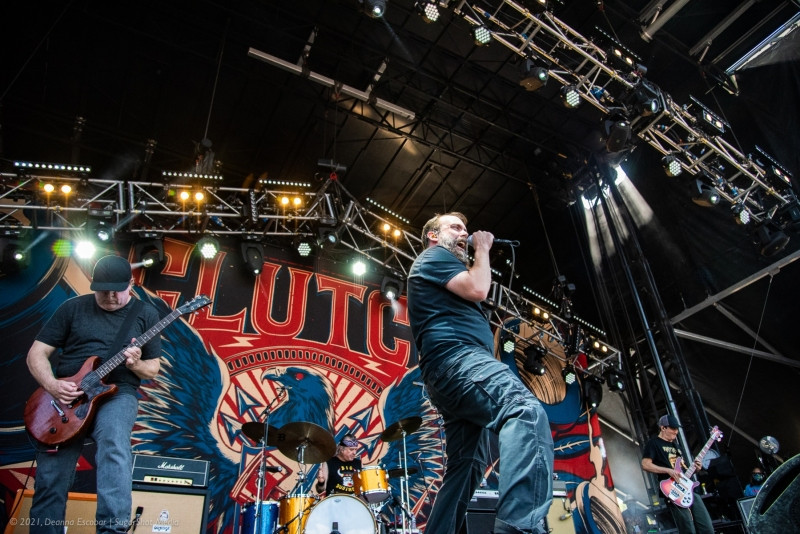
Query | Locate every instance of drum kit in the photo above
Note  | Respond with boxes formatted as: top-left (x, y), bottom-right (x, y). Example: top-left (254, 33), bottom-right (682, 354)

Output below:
top-left (240, 415), bottom-right (424, 534)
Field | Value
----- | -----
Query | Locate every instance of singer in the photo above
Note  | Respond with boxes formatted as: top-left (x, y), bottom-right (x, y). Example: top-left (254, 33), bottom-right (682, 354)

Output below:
top-left (407, 212), bottom-right (553, 534)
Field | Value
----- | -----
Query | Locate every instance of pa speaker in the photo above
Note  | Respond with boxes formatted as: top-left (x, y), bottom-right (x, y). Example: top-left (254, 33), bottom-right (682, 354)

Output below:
top-left (131, 483), bottom-right (209, 534)
top-left (747, 453), bottom-right (800, 534)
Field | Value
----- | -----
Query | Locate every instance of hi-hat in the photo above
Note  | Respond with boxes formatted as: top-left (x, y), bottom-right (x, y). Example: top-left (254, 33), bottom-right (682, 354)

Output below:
top-left (273, 421), bottom-right (336, 464)
top-left (241, 422), bottom-right (280, 445)
top-left (380, 416), bottom-right (422, 442)
top-left (387, 466), bottom-right (419, 478)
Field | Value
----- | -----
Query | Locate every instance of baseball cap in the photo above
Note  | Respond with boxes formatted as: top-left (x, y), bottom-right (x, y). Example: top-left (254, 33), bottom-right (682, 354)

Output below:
top-left (90, 255), bottom-right (132, 292)
top-left (658, 414), bottom-right (681, 429)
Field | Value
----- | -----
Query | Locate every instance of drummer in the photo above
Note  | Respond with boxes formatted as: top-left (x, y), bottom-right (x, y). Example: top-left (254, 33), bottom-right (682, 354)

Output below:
top-left (315, 433), bottom-right (362, 496)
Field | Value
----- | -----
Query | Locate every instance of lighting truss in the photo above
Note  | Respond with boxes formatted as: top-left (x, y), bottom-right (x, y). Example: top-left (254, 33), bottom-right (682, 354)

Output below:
top-left (452, 0), bottom-right (795, 221)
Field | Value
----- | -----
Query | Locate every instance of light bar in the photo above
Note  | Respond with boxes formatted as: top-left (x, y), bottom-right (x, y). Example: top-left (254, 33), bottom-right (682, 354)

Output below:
top-left (14, 161), bottom-right (92, 174)
top-left (162, 171), bottom-right (223, 181)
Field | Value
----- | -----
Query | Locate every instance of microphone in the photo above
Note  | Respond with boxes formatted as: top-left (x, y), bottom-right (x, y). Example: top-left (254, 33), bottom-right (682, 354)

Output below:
top-left (264, 465), bottom-right (284, 473)
top-left (467, 235), bottom-right (519, 247)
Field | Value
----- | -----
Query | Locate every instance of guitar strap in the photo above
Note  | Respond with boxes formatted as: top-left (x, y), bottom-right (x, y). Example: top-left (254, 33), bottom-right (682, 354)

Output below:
top-left (106, 298), bottom-right (143, 361)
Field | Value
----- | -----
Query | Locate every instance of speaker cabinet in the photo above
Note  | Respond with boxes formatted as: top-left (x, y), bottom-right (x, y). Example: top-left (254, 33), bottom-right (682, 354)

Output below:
top-left (462, 511), bottom-right (495, 533)
top-left (131, 483), bottom-right (209, 534)
top-left (4, 490), bottom-right (97, 534)
top-left (748, 453), bottom-right (800, 534)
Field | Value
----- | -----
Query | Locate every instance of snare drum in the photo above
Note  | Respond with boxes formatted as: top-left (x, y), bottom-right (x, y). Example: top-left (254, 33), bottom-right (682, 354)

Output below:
top-left (303, 494), bottom-right (376, 534)
top-left (354, 465), bottom-right (389, 503)
top-left (278, 494), bottom-right (316, 534)
top-left (241, 501), bottom-right (279, 534)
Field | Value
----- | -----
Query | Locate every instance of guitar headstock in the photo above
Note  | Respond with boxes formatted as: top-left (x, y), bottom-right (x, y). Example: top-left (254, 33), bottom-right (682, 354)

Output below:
top-left (178, 294), bottom-right (212, 314)
top-left (711, 425), bottom-right (723, 442)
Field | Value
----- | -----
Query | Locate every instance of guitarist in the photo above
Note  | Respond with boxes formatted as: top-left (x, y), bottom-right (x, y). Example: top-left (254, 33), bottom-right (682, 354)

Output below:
top-left (641, 414), bottom-right (714, 534)
top-left (25, 255), bottom-right (162, 534)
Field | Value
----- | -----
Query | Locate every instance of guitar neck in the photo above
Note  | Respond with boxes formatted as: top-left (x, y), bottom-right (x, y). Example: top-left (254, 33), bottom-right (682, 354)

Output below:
top-left (84, 307), bottom-right (182, 385)
top-left (684, 432), bottom-right (717, 479)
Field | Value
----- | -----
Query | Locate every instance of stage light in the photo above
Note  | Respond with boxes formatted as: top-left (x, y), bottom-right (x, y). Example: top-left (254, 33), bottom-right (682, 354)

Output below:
top-left (74, 239), bottom-right (96, 259)
top-left (519, 59), bottom-right (548, 91)
top-left (604, 118), bottom-right (631, 153)
top-left (294, 236), bottom-right (314, 257)
top-left (662, 154), bottom-right (682, 177)
top-left (532, 306), bottom-right (550, 321)
top-left (380, 275), bottom-right (404, 301)
top-left (754, 222), bottom-right (789, 257)
top-left (318, 227), bottom-right (339, 248)
top-left (500, 330), bottom-right (516, 354)
top-left (0, 238), bottom-right (29, 274)
top-left (582, 375), bottom-right (603, 411)
top-left (691, 180), bottom-right (720, 207)
top-left (474, 25), bottom-right (491, 46)
top-left (241, 239), bottom-right (265, 275)
top-left (523, 345), bottom-right (547, 376)
top-left (134, 234), bottom-right (164, 270)
top-left (732, 204), bottom-right (750, 226)
top-left (352, 259), bottom-right (368, 276)
top-left (562, 364), bottom-right (577, 385)
top-left (605, 368), bottom-right (625, 392)
top-left (561, 85), bottom-right (581, 108)
top-left (364, 0), bottom-right (386, 18)
top-left (416, 1), bottom-right (439, 23)
top-left (689, 96), bottom-right (727, 136)
top-left (197, 236), bottom-right (220, 259)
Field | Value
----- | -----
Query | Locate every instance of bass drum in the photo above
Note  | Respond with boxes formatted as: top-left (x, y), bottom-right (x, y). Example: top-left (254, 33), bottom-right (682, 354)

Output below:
top-left (303, 494), bottom-right (376, 534)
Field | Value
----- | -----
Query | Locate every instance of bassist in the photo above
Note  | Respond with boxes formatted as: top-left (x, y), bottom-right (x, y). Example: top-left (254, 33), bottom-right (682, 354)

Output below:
top-left (642, 414), bottom-right (714, 534)
top-left (25, 255), bottom-right (162, 534)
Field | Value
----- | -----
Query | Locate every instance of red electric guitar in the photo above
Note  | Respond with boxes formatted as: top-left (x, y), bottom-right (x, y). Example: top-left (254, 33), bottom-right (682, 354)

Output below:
top-left (660, 426), bottom-right (723, 508)
top-left (24, 295), bottom-right (211, 446)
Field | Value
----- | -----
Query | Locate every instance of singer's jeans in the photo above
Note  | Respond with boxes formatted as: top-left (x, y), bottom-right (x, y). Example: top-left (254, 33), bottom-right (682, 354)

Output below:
top-left (421, 348), bottom-right (554, 534)
top-left (30, 393), bottom-right (138, 534)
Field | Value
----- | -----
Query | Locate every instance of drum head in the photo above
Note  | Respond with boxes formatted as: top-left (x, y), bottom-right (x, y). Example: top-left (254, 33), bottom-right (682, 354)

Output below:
top-left (304, 494), bottom-right (376, 534)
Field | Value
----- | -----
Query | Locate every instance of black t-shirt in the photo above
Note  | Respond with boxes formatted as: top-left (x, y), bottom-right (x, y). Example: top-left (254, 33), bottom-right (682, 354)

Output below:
top-left (324, 456), bottom-right (362, 495)
top-left (407, 246), bottom-right (494, 367)
top-left (35, 294), bottom-right (162, 395)
top-left (643, 436), bottom-right (685, 481)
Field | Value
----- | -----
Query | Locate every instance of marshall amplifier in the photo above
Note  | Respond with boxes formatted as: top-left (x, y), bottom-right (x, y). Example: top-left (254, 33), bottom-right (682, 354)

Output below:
top-left (132, 454), bottom-right (210, 488)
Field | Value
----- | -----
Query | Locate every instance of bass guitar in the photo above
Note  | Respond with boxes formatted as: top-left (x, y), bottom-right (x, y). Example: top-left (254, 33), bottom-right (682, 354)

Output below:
top-left (660, 426), bottom-right (723, 508)
top-left (24, 294), bottom-right (211, 446)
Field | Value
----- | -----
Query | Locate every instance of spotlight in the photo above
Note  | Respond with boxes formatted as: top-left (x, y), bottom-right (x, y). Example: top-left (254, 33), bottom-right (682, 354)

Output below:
top-left (87, 206), bottom-right (115, 243)
top-left (519, 59), bottom-right (548, 91)
top-left (294, 235), bottom-right (314, 257)
top-left (560, 85), bottom-right (581, 108)
top-left (74, 239), bottom-right (97, 259)
top-left (604, 118), bottom-right (631, 153)
top-left (380, 275), bottom-right (404, 300)
top-left (662, 154), bottom-right (683, 177)
top-left (605, 368), bottom-right (625, 392)
top-left (134, 235), bottom-right (164, 270)
top-left (691, 180), bottom-right (720, 207)
top-left (0, 238), bottom-right (29, 274)
top-left (197, 236), bottom-right (220, 259)
top-left (352, 259), bottom-right (368, 276)
top-left (732, 203), bottom-right (750, 226)
top-left (689, 96), bottom-right (727, 136)
top-left (582, 375), bottom-right (603, 411)
top-left (562, 364), bottom-right (577, 385)
top-left (415, 1), bottom-right (439, 23)
top-left (754, 222), bottom-right (790, 257)
top-left (318, 228), bottom-right (339, 247)
top-left (473, 25), bottom-right (491, 46)
top-left (363, 0), bottom-right (386, 18)
top-left (241, 239), bottom-right (265, 275)
top-left (523, 345), bottom-right (547, 376)
top-left (501, 331), bottom-right (516, 354)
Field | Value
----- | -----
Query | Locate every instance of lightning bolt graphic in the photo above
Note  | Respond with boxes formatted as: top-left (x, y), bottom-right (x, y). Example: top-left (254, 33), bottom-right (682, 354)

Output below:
top-left (220, 336), bottom-right (258, 348)
top-left (363, 359), bottom-right (389, 376)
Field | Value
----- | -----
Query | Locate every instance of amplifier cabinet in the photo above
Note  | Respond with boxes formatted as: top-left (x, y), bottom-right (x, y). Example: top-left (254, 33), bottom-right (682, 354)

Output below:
top-left (131, 483), bottom-right (209, 534)
top-left (4, 490), bottom-right (97, 534)
top-left (132, 454), bottom-right (210, 488)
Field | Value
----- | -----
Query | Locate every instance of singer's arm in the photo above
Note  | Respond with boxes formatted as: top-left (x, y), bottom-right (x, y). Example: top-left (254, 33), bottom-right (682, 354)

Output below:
top-left (446, 230), bottom-right (493, 302)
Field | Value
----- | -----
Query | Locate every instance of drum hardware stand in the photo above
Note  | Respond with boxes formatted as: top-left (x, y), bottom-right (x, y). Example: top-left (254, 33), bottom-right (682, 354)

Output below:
top-left (252, 387), bottom-right (287, 534)
top-left (395, 431), bottom-right (417, 533)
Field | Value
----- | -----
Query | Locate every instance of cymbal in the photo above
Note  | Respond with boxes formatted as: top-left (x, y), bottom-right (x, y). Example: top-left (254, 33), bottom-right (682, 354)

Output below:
top-left (387, 466), bottom-right (419, 478)
top-left (273, 421), bottom-right (336, 465)
top-left (380, 416), bottom-right (422, 442)
top-left (241, 422), bottom-right (280, 444)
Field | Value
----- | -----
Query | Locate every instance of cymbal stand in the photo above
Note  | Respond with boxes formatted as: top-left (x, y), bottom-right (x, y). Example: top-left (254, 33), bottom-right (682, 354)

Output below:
top-left (396, 429), bottom-right (416, 533)
top-left (253, 388), bottom-right (285, 534)
top-left (280, 442), bottom-right (311, 534)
